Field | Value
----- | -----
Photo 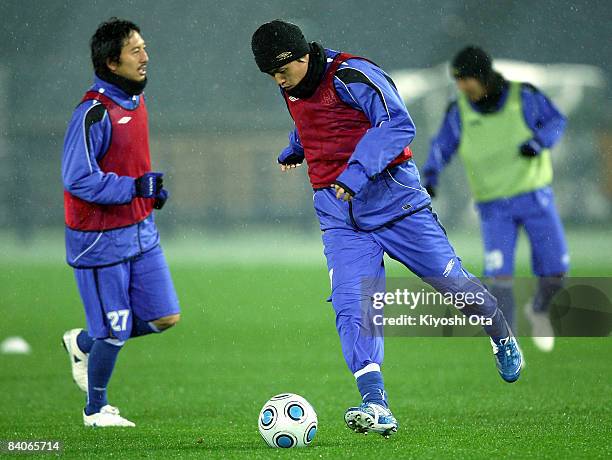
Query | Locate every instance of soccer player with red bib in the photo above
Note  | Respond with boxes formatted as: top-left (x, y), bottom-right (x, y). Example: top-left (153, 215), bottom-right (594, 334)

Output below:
top-left (252, 20), bottom-right (523, 437)
top-left (61, 18), bottom-right (180, 427)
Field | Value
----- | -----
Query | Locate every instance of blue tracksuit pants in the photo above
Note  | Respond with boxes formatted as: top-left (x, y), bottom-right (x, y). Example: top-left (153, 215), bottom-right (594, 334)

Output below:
top-left (314, 163), bottom-right (506, 375)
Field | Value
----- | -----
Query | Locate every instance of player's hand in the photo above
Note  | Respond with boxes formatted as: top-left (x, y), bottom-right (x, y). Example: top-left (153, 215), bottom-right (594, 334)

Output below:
top-left (425, 184), bottom-right (436, 198)
top-left (153, 189), bottom-right (169, 210)
top-left (280, 162), bottom-right (302, 172)
top-left (135, 172), bottom-right (163, 198)
top-left (332, 183), bottom-right (354, 202)
top-left (519, 139), bottom-right (541, 158)
top-left (278, 152), bottom-right (304, 172)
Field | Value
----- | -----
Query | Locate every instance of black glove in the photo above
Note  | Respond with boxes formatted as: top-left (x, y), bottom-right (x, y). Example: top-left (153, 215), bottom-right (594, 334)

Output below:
top-left (278, 152), bottom-right (304, 166)
top-left (519, 139), bottom-right (542, 158)
top-left (153, 189), bottom-right (169, 210)
top-left (425, 184), bottom-right (436, 198)
top-left (135, 172), bottom-right (163, 198)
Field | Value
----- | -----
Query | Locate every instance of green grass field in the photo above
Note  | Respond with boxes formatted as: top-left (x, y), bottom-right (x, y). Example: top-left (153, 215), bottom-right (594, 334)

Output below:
top-left (1, 231), bottom-right (611, 458)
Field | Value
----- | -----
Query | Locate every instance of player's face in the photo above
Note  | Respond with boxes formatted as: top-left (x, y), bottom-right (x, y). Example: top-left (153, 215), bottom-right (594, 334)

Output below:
top-left (268, 55), bottom-right (309, 91)
top-left (107, 31), bottom-right (148, 82)
top-left (456, 77), bottom-right (486, 102)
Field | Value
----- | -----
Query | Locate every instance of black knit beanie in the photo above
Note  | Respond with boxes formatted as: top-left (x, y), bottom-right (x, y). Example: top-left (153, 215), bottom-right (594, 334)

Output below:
top-left (251, 20), bottom-right (310, 73)
top-left (452, 46), bottom-right (493, 81)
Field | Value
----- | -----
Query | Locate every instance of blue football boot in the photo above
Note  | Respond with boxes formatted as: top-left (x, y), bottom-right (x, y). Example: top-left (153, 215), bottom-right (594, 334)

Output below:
top-left (491, 336), bottom-right (524, 383)
top-left (344, 402), bottom-right (398, 438)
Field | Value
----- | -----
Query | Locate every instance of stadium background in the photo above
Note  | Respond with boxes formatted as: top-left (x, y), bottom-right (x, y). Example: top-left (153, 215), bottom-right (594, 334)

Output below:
top-left (1, 1), bottom-right (610, 458)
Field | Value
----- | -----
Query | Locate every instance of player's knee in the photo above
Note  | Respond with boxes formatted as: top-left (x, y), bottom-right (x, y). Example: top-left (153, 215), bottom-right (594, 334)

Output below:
top-left (484, 250), bottom-right (507, 275)
top-left (152, 313), bottom-right (180, 331)
top-left (103, 337), bottom-right (125, 347)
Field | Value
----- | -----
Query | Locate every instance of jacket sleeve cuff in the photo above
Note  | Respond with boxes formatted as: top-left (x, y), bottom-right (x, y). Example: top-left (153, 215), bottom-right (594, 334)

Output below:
top-left (527, 137), bottom-right (542, 154)
top-left (130, 177), bottom-right (137, 200)
top-left (528, 138), bottom-right (543, 153)
top-left (278, 145), bottom-right (304, 164)
top-left (334, 162), bottom-right (370, 196)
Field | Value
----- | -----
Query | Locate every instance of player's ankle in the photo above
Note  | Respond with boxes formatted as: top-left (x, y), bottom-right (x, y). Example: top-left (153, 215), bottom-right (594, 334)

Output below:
top-left (85, 401), bottom-right (108, 415)
top-left (366, 398), bottom-right (388, 409)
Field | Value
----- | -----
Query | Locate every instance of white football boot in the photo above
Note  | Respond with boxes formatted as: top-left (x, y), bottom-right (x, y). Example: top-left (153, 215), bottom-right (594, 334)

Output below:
top-left (62, 328), bottom-right (89, 392)
top-left (524, 302), bottom-right (555, 352)
top-left (83, 405), bottom-right (135, 427)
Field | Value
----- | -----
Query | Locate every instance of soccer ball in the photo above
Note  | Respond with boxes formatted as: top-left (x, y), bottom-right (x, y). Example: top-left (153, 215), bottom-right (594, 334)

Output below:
top-left (258, 393), bottom-right (318, 448)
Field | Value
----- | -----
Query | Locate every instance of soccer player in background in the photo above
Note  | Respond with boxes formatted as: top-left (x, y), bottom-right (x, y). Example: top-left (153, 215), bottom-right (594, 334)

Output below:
top-left (251, 20), bottom-right (523, 438)
top-left (61, 18), bottom-right (180, 427)
top-left (423, 47), bottom-right (568, 352)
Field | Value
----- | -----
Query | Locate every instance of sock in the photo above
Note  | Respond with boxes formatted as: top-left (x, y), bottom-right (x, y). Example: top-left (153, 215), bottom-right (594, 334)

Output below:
top-left (76, 330), bottom-right (94, 354)
top-left (484, 309), bottom-right (511, 343)
top-left (533, 276), bottom-right (565, 313)
top-left (85, 338), bottom-right (123, 415)
top-left (489, 279), bottom-right (516, 331)
top-left (130, 316), bottom-right (160, 338)
top-left (356, 370), bottom-right (388, 408)
top-left (451, 281), bottom-right (511, 342)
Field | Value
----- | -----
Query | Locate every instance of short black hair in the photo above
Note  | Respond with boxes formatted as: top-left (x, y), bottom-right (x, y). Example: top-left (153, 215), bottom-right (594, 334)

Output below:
top-left (90, 17), bottom-right (140, 75)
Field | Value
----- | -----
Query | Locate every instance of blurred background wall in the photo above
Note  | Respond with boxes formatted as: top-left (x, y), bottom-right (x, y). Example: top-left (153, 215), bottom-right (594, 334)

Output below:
top-left (1, 0), bottom-right (610, 243)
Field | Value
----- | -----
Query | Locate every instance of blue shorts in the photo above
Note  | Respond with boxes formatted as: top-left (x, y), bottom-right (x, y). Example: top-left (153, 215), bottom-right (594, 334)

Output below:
top-left (477, 186), bottom-right (569, 277)
top-left (73, 245), bottom-right (180, 341)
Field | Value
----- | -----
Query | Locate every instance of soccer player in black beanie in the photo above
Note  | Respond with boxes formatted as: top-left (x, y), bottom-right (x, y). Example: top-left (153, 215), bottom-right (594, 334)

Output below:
top-left (424, 46), bottom-right (569, 353)
top-left (252, 22), bottom-right (525, 440)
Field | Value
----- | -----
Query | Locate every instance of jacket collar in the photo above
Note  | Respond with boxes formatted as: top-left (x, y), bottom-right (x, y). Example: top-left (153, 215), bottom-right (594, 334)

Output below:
top-left (90, 75), bottom-right (141, 110)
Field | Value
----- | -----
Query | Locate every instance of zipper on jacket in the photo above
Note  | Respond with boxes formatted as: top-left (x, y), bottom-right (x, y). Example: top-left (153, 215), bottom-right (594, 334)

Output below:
top-left (348, 201), bottom-right (364, 232)
top-left (137, 221), bottom-right (143, 254)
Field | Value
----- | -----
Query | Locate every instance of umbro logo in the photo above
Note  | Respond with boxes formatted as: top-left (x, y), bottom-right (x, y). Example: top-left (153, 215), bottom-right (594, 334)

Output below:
top-left (288, 96), bottom-right (299, 102)
top-left (442, 258), bottom-right (455, 277)
top-left (118, 116), bottom-right (132, 124)
top-left (276, 51), bottom-right (293, 60)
